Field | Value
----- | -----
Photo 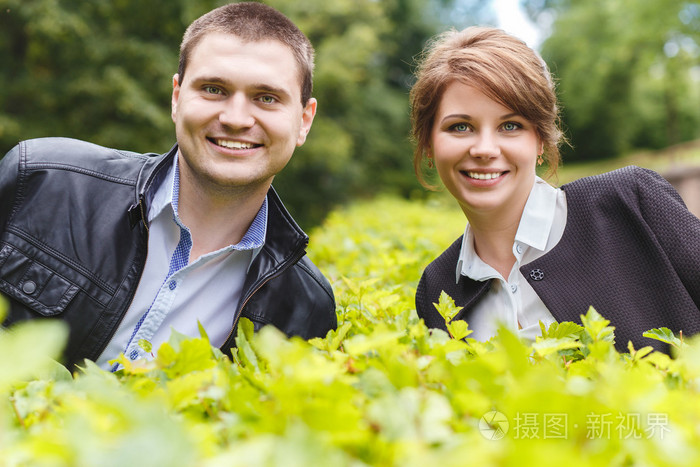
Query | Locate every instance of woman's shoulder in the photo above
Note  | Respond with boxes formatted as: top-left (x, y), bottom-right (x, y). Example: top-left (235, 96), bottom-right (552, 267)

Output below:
top-left (418, 236), bottom-right (464, 293)
top-left (562, 165), bottom-right (659, 190)
top-left (561, 166), bottom-right (676, 202)
top-left (424, 236), bottom-right (463, 275)
top-left (561, 165), bottom-right (686, 222)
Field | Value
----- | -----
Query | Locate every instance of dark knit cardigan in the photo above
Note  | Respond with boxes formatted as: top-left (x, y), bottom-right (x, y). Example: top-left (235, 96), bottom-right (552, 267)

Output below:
top-left (415, 166), bottom-right (700, 353)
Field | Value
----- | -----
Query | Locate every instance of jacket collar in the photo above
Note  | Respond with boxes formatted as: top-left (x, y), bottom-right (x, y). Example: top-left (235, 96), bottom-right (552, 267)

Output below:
top-left (129, 143), bottom-right (308, 255)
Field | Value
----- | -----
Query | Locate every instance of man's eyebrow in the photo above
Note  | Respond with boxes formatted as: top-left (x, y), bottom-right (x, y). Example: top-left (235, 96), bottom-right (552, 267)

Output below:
top-left (191, 76), bottom-right (292, 99)
top-left (254, 83), bottom-right (291, 99)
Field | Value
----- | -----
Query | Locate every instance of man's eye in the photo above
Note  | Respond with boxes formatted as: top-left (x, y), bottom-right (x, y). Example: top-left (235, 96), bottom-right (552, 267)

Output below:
top-left (259, 95), bottom-right (277, 104)
top-left (204, 86), bottom-right (222, 95)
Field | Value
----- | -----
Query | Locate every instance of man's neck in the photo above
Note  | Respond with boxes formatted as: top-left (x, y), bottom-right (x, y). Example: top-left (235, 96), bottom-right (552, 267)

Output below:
top-left (176, 170), bottom-right (268, 262)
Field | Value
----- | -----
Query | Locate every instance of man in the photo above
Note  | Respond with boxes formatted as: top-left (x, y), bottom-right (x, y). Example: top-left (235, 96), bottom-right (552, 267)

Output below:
top-left (0, 2), bottom-right (337, 369)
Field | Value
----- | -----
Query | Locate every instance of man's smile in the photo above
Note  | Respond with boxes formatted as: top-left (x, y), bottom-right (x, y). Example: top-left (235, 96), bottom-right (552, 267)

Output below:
top-left (209, 138), bottom-right (262, 150)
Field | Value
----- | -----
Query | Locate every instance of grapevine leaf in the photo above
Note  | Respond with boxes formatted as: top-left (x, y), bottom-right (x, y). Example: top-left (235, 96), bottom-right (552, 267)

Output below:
top-left (162, 337), bottom-right (216, 378)
top-left (542, 321), bottom-right (584, 339)
top-left (327, 321), bottom-right (353, 351)
top-left (197, 320), bottom-right (210, 341)
top-left (446, 319), bottom-right (472, 340)
top-left (642, 327), bottom-right (683, 348)
top-left (0, 319), bottom-right (68, 386)
top-left (138, 339), bottom-right (153, 354)
top-left (432, 291), bottom-right (463, 324)
top-left (532, 337), bottom-right (582, 358)
top-left (234, 318), bottom-right (260, 371)
top-left (580, 306), bottom-right (615, 343)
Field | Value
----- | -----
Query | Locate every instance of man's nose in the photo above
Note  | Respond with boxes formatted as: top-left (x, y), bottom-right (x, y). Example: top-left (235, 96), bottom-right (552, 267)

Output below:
top-left (219, 94), bottom-right (255, 129)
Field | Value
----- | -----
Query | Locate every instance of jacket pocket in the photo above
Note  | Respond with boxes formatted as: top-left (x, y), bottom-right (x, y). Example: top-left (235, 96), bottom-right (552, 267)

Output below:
top-left (0, 244), bottom-right (79, 316)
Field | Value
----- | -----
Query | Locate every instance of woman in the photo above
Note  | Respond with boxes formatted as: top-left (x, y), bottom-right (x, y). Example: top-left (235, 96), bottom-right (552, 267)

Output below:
top-left (411, 27), bottom-right (700, 352)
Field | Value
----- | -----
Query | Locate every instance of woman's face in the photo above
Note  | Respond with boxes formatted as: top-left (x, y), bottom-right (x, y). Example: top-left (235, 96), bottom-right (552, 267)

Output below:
top-left (430, 81), bottom-right (542, 221)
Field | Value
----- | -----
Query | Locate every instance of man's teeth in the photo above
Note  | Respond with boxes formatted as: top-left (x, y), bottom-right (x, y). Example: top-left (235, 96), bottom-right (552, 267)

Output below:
top-left (467, 172), bottom-right (503, 180)
top-left (215, 139), bottom-right (256, 149)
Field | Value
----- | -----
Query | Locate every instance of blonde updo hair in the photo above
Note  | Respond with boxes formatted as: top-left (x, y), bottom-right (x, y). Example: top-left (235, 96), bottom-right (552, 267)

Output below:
top-left (410, 27), bottom-right (565, 188)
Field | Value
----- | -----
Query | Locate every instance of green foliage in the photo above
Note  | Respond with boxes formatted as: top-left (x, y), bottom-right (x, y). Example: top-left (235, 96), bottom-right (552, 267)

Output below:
top-left (1, 196), bottom-right (699, 465)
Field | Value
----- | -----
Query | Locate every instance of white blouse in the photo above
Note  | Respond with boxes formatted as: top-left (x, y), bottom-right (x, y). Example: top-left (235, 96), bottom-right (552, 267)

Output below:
top-left (455, 177), bottom-right (568, 342)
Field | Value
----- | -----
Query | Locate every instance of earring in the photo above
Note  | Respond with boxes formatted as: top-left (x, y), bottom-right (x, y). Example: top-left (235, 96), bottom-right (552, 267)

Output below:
top-left (427, 158), bottom-right (434, 169)
top-left (537, 155), bottom-right (544, 166)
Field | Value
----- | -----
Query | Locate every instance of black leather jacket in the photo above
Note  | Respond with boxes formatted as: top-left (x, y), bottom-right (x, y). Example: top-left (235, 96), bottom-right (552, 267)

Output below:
top-left (0, 138), bottom-right (337, 367)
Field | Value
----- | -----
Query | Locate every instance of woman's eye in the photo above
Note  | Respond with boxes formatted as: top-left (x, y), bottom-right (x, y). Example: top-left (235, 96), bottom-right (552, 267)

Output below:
top-left (502, 122), bottom-right (520, 131)
top-left (451, 123), bottom-right (469, 132)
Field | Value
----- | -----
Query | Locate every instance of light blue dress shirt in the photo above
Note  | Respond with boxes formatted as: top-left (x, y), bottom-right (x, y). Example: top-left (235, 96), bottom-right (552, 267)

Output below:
top-left (96, 156), bottom-right (267, 368)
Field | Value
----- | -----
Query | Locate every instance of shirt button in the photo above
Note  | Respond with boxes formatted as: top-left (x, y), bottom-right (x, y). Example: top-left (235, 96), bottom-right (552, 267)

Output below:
top-left (168, 280), bottom-right (177, 290)
top-left (510, 284), bottom-right (518, 293)
top-left (516, 244), bottom-right (523, 254)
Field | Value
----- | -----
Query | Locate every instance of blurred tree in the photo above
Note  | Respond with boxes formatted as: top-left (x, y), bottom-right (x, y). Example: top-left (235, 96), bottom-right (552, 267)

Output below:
top-left (268, 0), bottom-right (491, 225)
top-left (0, 0), bottom-right (188, 153)
top-left (523, 0), bottom-right (700, 161)
top-left (0, 0), bottom-right (489, 226)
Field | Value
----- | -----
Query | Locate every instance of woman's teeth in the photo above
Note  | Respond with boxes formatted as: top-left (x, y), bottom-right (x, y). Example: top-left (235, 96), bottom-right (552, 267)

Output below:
top-left (466, 172), bottom-right (503, 180)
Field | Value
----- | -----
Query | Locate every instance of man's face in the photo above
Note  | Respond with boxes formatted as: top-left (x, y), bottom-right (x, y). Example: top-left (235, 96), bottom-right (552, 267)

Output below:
top-left (171, 33), bottom-right (316, 198)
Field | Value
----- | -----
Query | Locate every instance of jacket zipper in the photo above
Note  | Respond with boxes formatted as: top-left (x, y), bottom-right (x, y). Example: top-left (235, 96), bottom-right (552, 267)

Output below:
top-left (221, 246), bottom-right (307, 351)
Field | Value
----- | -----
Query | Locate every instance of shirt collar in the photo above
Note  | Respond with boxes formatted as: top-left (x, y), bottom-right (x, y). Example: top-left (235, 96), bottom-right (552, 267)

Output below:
top-left (514, 177), bottom-right (559, 252)
top-left (146, 153), bottom-right (176, 223)
top-left (147, 155), bottom-right (267, 254)
top-left (455, 176), bottom-right (559, 283)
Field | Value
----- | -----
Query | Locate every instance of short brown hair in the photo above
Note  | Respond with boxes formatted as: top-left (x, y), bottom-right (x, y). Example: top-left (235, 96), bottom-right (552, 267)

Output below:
top-left (410, 27), bottom-right (565, 188)
top-left (178, 2), bottom-right (314, 105)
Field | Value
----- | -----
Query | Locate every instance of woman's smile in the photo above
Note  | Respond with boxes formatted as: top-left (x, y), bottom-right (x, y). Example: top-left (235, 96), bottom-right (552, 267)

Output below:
top-left (430, 82), bottom-right (541, 221)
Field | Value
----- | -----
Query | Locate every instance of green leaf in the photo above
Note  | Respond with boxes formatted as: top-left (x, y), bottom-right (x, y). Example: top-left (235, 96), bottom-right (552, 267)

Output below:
top-left (0, 319), bottom-right (68, 386)
top-left (541, 321), bottom-right (584, 339)
top-left (580, 306), bottom-right (615, 343)
top-left (532, 337), bottom-right (582, 358)
top-left (138, 339), bottom-right (153, 354)
top-left (642, 327), bottom-right (683, 348)
top-left (234, 318), bottom-right (260, 371)
top-left (432, 291), bottom-right (463, 324)
top-left (446, 319), bottom-right (472, 340)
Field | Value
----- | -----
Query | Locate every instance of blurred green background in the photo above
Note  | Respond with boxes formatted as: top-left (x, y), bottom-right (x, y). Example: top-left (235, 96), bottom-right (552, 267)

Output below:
top-left (1, 0), bottom-right (699, 227)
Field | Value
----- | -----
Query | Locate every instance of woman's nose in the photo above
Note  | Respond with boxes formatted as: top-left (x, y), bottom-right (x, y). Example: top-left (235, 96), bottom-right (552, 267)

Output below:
top-left (469, 131), bottom-right (499, 159)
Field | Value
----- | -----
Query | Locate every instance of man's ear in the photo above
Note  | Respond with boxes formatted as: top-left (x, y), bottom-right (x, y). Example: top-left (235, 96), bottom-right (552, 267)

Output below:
top-left (296, 98), bottom-right (317, 147)
top-left (171, 73), bottom-right (181, 123)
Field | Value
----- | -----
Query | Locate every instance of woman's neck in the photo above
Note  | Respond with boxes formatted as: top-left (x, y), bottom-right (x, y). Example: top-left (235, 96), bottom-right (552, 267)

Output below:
top-left (465, 199), bottom-right (528, 279)
top-left (470, 221), bottom-right (519, 280)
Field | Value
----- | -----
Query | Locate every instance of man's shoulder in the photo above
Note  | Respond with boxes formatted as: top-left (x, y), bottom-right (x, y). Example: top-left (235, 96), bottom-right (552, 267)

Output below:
top-left (15, 137), bottom-right (161, 182)
top-left (293, 254), bottom-right (334, 300)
